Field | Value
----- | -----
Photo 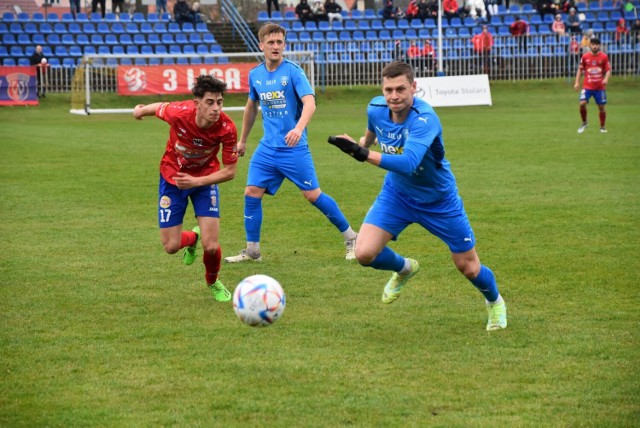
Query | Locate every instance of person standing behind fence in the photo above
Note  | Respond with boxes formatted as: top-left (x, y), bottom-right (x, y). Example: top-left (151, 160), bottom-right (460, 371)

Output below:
top-left (472, 25), bottom-right (493, 74)
top-left (552, 13), bottom-right (566, 38)
top-left (29, 45), bottom-right (48, 98)
top-left (574, 37), bottom-right (611, 134)
top-left (69, 0), bottom-right (81, 19)
top-left (510, 15), bottom-right (529, 51)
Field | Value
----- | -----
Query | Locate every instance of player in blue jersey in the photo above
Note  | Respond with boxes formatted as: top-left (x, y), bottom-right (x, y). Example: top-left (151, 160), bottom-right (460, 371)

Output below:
top-left (327, 61), bottom-right (507, 331)
top-left (225, 23), bottom-right (358, 263)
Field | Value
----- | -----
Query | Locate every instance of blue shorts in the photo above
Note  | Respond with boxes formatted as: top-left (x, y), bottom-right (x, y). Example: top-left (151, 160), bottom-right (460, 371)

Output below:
top-left (158, 175), bottom-right (220, 228)
top-left (363, 182), bottom-right (476, 253)
top-left (579, 89), bottom-right (607, 105)
top-left (247, 144), bottom-right (319, 196)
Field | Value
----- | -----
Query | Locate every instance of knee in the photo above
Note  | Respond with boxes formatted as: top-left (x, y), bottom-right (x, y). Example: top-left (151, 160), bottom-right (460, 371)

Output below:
top-left (163, 242), bottom-right (181, 254)
top-left (354, 246), bottom-right (376, 266)
top-left (456, 261), bottom-right (481, 279)
top-left (202, 241), bottom-right (220, 256)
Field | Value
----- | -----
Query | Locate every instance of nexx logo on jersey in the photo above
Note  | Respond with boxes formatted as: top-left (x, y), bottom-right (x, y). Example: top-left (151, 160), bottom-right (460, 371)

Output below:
top-left (379, 143), bottom-right (404, 155)
top-left (259, 91), bottom-right (285, 100)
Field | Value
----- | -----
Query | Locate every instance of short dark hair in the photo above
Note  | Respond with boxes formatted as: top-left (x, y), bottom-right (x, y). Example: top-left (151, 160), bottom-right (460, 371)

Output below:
top-left (382, 61), bottom-right (414, 83)
top-left (192, 75), bottom-right (227, 98)
top-left (590, 37), bottom-right (601, 44)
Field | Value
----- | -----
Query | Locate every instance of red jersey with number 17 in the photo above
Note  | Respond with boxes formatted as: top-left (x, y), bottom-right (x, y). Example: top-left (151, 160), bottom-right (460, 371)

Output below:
top-left (579, 51), bottom-right (611, 91)
top-left (156, 101), bottom-right (238, 185)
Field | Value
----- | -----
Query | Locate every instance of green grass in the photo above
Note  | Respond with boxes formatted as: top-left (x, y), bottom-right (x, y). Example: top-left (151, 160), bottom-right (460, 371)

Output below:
top-left (1, 78), bottom-right (639, 426)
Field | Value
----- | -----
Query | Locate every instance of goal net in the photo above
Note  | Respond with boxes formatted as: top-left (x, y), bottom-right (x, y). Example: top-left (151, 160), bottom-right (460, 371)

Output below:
top-left (69, 51), bottom-right (316, 115)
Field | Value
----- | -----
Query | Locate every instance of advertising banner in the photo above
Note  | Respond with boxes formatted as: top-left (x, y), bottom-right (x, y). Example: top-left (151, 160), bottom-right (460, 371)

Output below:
top-left (415, 74), bottom-right (492, 107)
top-left (117, 63), bottom-right (258, 96)
top-left (0, 66), bottom-right (38, 106)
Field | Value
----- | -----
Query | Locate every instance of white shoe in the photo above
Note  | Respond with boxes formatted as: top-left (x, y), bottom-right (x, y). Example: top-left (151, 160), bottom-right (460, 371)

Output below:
top-left (577, 122), bottom-right (588, 133)
top-left (224, 249), bottom-right (262, 263)
top-left (345, 235), bottom-right (357, 260)
top-left (600, 127), bottom-right (607, 133)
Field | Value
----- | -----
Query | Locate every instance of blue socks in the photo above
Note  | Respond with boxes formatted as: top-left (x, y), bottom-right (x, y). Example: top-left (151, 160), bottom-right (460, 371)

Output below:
top-left (312, 193), bottom-right (350, 233)
top-left (470, 265), bottom-right (500, 302)
top-left (244, 195), bottom-right (262, 243)
top-left (366, 246), bottom-right (405, 272)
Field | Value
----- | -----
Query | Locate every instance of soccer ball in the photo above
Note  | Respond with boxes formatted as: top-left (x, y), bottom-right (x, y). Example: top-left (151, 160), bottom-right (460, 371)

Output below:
top-left (233, 275), bottom-right (286, 327)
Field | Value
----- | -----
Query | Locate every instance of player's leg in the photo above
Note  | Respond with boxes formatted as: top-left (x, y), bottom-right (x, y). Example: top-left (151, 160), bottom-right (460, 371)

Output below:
top-left (226, 145), bottom-right (278, 263)
top-left (421, 193), bottom-right (506, 330)
top-left (285, 148), bottom-right (358, 259)
top-left (192, 184), bottom-right (230, 301)
top-left (578, 90), bottom-right (589, 133)
top-left (358, 188), bottom-right (418, 303)
top-left (595, 90), bottom-right (607, 132)
top-left (158, 176), bottom-right (190, 254)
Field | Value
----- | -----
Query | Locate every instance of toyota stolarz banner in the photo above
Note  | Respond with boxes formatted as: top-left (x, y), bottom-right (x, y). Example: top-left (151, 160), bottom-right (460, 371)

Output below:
top-left (117, 63), bottom-right (258, 96)
top-left (0, 66), bottom-right (38, 106)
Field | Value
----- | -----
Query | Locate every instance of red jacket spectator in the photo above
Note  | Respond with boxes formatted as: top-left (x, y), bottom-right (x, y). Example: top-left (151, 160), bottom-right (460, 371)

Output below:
top-left (615, 18), bottom-right (629, 42)
top-left (406, 0), bottom-right (419, 19)
top-left (443, 0), bottom-right (459, 14)
top-left (472, 26), bottom-right (494, 53)
top-left (510, 16), bottom-right (529, 36)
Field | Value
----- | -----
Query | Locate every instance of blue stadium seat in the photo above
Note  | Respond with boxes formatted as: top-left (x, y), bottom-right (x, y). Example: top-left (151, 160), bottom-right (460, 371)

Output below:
top-left (61, 33), bottom-right (75, 45)
top-left (392, 29), bottom-right (405, 39)
top-left (132, 12), bottom-right (145, 22)
top-left (344, 20), bottom-right (357, 31)
top-left (358, 20), bottom-right (370, 30)
top-left (284, 11), bottom-right (296, 20)
top-left (97, 45), bottom-right (110, 55)
top-left (147, 12), bottom-right (160, 22)
top-left (16, 12), bottom-right (29, 22)
top-left (196, 22), bottom-right (208, 32)
top-left (183, 44), bottom-right (195, 54)
top-left (168, 22), bottom-right (180, 32)
top-left (189, 33), bottom-right (202, 43)
top-left (32, 12), bottom-right (44, 22)
top-left (175, 33), bottom-right (188, 44)
top-left (148, 33), bottom-right (160, 44)
top-left (182, 22), bottom-right (195, 32)
top-left (305, 21), bottom-right (318, 31)
top-left (332, 21), bottom-right (344, 30)
top-left (0, 23), bottom-right (8, 34)
top-left (364, 9), bottom-right (377, 19)
top-left (91, 34), bottom-right (104, 44)
top-left (161, 33), bottom-right (175, 44)
top-left (155, 45), bottom-right (167, 54)
top-left (366, 30), bottom-right (377, 40)
top-left (48, 57), bottom-right (60, 67)
top-left (105, 12), bottom-right (118, 23)
top-left (17, 57), bottom-right (30, 66)
top-left (32, 33), bottom-right (45, 45)
top-left (3, 58), bottom-right (16, 66)
top-left (126, 45), bottom-right (139, 54)
top-left (379, 29), bottom-right (392, 39)
top-left (119, 12), bottom-right (131, 22)
top-left (326, 30), bottom-right (339, 41)
top-left (169, 44), bottom-right (182, 54)
top-left (202, 33), bottom-right (216, 44)
top-left (83, 23), bottom-right (96, 34)
top-left (257, 11), bottom-right (269, 22)
top-left (76, 12), bottom-right (89, 22)
top-left (105, 34), bottom-right (118, 45)
top-left (120, 34), bottom-right (133, 45)
top-left (338, 30), bottom-right (351, 41)
top-left (2, 12), bottom-right (14, 22)
top-left (111, 23), bottom-right (125, 34)
top-left (351, 10), bottom-right (363, 19)
top-left (125, 23), bottom-right (139, 33)
top-left (153, 22), bottom-right (167, 33)
top-left (54, 46), bottom-right (68, 57)
top-left (287, 32), bottom-right (299, 42)
top-left (69, 45), bottom-right (83, 57)
top-left (352, 30), bottom-right (365, 41)
top-left (46, 33), bottom-right (60, 45)
top-left (405, 28), bottom-right (418, 39)
top-left (90, 12), bottom-right (102, 21)
top-left (134, 33), bottom-right (146, 44)
top-left (84, 45), bottom-right (96, 55)
top-left (371, 19), bottom-right (383, 30)
top-left (2, 33), bottom-right (16, 44)
top-left (17, 33), bottom-right (31, 45)
top-left (140, 22), bottom-right (153, 34)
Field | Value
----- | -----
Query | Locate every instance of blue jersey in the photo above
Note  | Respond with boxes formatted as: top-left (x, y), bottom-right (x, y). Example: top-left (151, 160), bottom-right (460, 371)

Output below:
top-left (367, 96), bottom-right (457, 205)
top-left (248, 59), bottom-right (314, 149)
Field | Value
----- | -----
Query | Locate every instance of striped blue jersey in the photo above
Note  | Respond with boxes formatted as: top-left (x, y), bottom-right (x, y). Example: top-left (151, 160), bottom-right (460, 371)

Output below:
top-left (248, 59), bottom-right (314, 149)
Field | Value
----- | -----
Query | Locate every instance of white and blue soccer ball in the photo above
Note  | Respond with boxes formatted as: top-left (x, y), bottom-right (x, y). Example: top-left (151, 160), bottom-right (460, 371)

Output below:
top-left (233, 275), bottom-right (286, 327)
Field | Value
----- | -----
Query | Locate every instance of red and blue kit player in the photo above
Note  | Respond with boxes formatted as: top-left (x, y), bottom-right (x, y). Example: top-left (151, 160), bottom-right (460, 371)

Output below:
top-left (225, 22), bottom-right (358, 263)
top-left (328, 61), bottom-right (507, 331)
top-left (574, 37), bottom-right (611, 134)
top-left (133, 75), bottom-right (238, 302)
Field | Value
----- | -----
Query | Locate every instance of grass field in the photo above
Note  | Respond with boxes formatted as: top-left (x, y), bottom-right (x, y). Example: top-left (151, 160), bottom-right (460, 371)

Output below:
top-left (1, 78), bottom-right (639, 426)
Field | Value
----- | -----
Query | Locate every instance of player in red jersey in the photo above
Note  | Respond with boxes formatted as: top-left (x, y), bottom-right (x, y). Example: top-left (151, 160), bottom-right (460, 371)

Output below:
top-left (133, 75), bottom-right (239, 302)
top-left (574, 37), bottom-right (611, 134)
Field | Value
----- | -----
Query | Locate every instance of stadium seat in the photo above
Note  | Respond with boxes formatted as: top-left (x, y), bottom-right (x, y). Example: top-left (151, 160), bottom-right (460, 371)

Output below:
top-left (358, 20), bottom-right (370, 30)
top-left (182, 22), bottom-right (195, 33)
top-left (153, 22), bottom-right (167, 33)
top-left (91, 34), bottom-right (104, 45)
top-left (54, 46), bottom-right (68, 57)
top-left (17, 33), bottom-right (30, 45)
top-left (364, 8), bottom-right (377, 19)
top-left (168, 22), bottom-right (180, 32)
top-left (69, 45), bottom-right (83, 57)
top-left (365, 30), bottom-right (377, 40)
top-left (125, 23), bottom-right (139, 34)
top-left (32, 33), bottom-right (46, 45)
top-left (161, 33), bottom-right (175, 44)
top-left (76, 12), bottom-right (89, 22)
top-left (2, 12), bottom-right (14, 22)
top-left (392, 29), bottom-right (405, 39)
top-left (104, 12), bottom-right (118, 23)
top-left (120, 34), bottom-right (133, 45)
top-left (352, 30), bottom-right (365, 41)
top-left (97, 45), bottom-right (110, 55)
top-left (84, 45), bottom-right (96, 55)
top-left (2, 33), bottom-right (16, 45)
top-left (189, 33), bottom-right (202, 44)
top-left (176, 33), bottom-right (188, 44)
top-left (105, 34), bottom-right (118, 45)
top-left (155, 45), bottom-right (167, 54)
top-left (332, 21), bottom-right (345, 30)
top-left (0, 23), bottom-right (7, 34)
top-left (46, 34), bottom-right (61, 45)
top-left (344, 20), bottom-right (357, 31)
top-left (61, 33), bottom-right (74, 45)
top-left (169, 44), bottom-right (182, 54)
top-left (286, 32), bottom-right (298, 42)
top-left (326, 30), bottom-right (338, 41)
top-left (183, 44), bottom-right (195, 54)
top-left (112, 23), bottom-right (125, 34)
top-left (83, 23), bottom-right (96, 34)
top-left (371, 19), bottom-right (383, 30)
top-left (3, 58), bottom-right (16, 66)
top-left (202, 33), bottom-right (216, 44)
top-left (134, 33), bottom-right (147, 44)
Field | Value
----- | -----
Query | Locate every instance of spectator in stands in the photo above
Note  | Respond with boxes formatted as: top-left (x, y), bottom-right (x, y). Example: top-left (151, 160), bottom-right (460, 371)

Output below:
top-left (296, 0), bottom-right (315, 25)
top-left (267, 0), bottom-right (280, 18)
top-left (566, 7), bottom-right (582, 34)
top-left (406, 39), bottom-right (422, 69)
top-left (29, 45), bottom-right (47, 98)
top-left (420, 39), bottom-right (436, 73)
top-left (393, 40), bottom-right (406, 61)
top-left (485, 0), bottom-right (500, 23)
top-left (325, 0), bottom-right (343, 26)
top-left (192, 2), bottom-right (205, 22)
top-left (406, 0), bottom-right (419, 20)
top-left (92, 0), bottom-right (107, 18)
top-left (417, 0), bottom-right (437, 23)
top-left (631, 19), bottom-right (640, 43)
top-left (552, 13), bottom-right (566, 37)
top-left (70, 0), bottom-right (81, 19)
top-left (312, 0), bottom-right (328, 21)
top-left (580, 28), bottom-right (594, 53)
top-left (509, 15), bottom-right (529, 51)
top-left (382, 0), bottom-right (403, 20)
top-left (615, 18), bottom-right (629, 43)
top-left (560, 0), bottom-right (578, 13)
top-left (442, 0), bottom-right (460, 25)
top-left (174, 0), bottom-right (196, 26)
top-left (466, 0), bottom-right (487, 21)
top-left (156, 0), bottom-right (168, 16)
top-left (535, 0), bottom-right (558, 20)
top-left (112, 0), bottom-right (125, 14)
top-left (472, 25), bottom-right (493, 73)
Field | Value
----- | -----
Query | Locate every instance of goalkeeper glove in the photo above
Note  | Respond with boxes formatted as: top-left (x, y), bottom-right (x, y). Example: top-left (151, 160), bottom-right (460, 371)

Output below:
top-left (327, 136), bottom-right (370, 162)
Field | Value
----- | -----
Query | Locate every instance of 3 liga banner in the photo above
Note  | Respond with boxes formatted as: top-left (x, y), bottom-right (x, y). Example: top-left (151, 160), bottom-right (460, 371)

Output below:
top-left (0, 66), bottom-right (38, 106)
top-left (117, 63), bottom-right (258, 96)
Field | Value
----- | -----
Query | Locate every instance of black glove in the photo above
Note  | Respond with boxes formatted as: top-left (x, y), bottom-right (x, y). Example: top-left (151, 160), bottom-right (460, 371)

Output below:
top-left (327, 136), bottom-right (370, 162)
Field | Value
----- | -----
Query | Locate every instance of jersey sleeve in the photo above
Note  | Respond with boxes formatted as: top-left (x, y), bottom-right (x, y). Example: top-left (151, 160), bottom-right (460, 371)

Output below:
top-left (156, 100), bottom-right (191, 126)
top-left (220, 119), bottom-right (239, 166)
top-left (291, 63), bottom-right (314, 98)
